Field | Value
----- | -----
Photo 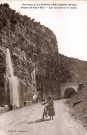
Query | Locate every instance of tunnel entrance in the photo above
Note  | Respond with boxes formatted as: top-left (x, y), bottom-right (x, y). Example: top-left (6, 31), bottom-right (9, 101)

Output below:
top-left (64, 88), bottom-right (75, 99)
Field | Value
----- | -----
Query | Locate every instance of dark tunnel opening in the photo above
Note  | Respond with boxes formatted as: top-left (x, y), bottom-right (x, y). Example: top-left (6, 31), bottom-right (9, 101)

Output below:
top-left (64, 88), bottom-right (75, 99)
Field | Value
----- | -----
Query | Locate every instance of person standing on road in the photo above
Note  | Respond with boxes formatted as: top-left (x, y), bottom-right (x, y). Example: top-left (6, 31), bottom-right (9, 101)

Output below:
top-left (47, 96), bottom-right (55, 120)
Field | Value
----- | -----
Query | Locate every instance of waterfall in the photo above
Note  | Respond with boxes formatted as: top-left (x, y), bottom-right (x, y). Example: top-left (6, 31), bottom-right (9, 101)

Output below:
top-left (5, 48), bottom-right (19, 107)
top-left (31, 68), bottom-right (36, 85)
top-left (6, 49), bottom-right (14, 77)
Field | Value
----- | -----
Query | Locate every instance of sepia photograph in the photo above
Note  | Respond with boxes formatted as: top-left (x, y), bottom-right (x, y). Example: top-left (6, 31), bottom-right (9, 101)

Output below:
top-left (0, 0), bottom-right (87, 135)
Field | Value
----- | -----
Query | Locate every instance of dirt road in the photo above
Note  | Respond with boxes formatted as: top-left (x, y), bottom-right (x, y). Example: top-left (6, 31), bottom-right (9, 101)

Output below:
top-left (0, 100), bottom-right (86, 135)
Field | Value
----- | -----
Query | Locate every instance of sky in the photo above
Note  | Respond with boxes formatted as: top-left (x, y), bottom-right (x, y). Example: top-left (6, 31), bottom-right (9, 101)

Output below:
top-left (0, 0), bottom-right (87, 61)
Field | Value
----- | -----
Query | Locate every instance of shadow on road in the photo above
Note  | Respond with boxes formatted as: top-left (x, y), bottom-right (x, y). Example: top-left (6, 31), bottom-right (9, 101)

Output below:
top-left (27, 118), bottom-right (51, 124)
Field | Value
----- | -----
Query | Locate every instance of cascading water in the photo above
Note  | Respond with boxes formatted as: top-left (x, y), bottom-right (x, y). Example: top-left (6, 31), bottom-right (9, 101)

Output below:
top-left (5, 48), bottom-right (19, 107)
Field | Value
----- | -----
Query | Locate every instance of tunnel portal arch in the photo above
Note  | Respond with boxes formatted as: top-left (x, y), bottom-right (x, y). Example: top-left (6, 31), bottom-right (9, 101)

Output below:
top-left (61, 83), bottom-right (79, 98)
top-left (64, 88), bottom-right (75, 99)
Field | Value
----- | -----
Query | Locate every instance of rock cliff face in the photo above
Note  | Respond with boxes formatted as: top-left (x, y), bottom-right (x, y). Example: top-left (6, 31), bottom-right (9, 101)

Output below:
top-left (0, 49), bottom-right (5, 105)
top-left (0, 4), bottom-right (59, 105)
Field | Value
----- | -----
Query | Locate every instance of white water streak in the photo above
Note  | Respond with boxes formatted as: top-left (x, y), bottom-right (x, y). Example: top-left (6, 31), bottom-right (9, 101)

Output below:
top-left (6, 48), bottom-right (19, 107)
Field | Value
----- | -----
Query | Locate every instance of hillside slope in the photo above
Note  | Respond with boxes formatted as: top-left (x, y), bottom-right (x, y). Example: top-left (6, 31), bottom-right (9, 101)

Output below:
top-left (66, 84), bottom-right (87, 130)
top-left (59, 54), bottom-right (87, 83)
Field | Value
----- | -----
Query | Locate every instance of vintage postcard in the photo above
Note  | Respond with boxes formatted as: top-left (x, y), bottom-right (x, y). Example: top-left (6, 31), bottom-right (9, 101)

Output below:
top-left (0, 0), bottom-right (87, 135)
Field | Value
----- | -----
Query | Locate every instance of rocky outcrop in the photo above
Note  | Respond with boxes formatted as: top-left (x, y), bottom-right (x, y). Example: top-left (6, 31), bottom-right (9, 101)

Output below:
top-left (0, 3), bottom-right (59, 105)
